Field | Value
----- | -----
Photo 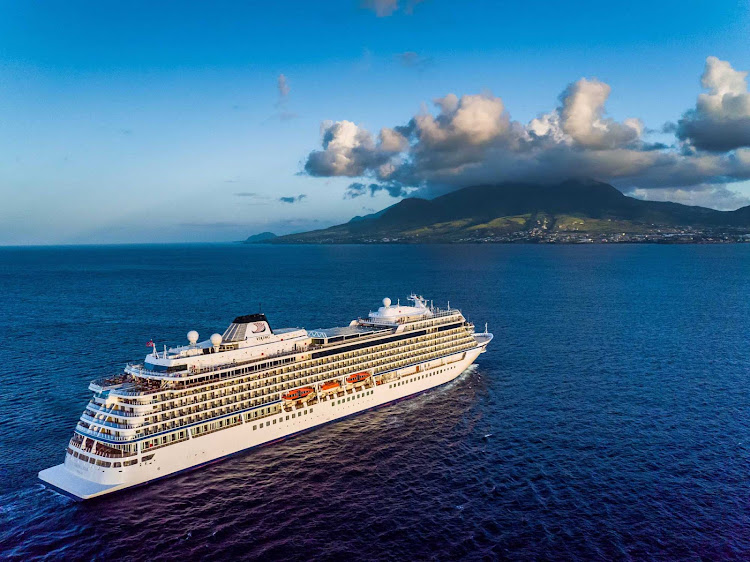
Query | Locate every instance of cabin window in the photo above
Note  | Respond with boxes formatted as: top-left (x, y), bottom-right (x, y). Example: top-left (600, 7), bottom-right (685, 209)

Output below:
top-left (253, 425), bottom-right (257, 430)
top-left (286, 415), bottom-right (290, 420)
top-left (273, 419), bottom-right (276, 424)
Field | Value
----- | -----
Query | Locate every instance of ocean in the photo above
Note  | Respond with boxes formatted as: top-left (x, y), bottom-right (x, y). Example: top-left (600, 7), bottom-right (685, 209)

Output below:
top-left (1, 243), bottom-right (750, 560)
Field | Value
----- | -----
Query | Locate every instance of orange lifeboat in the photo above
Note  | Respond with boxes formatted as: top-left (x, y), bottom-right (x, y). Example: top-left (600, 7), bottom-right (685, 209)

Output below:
top-left (321, 380), bottom-right (340, 391)
top-left (282, 387), bottom-right (314, 401)
top-left (346, 372), bottom-right (370, 385)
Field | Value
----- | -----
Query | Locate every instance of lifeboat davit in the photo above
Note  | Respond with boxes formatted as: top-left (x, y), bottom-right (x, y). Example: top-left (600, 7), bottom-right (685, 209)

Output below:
top-left (321, 380), bottom-right (340, 391)
top-left (346, 372), bottom-right (370, 385)
top-left (282, 387), bottom-right (314, 401)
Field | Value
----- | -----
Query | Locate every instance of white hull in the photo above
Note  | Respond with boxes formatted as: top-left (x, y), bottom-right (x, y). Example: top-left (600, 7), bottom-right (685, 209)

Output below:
top-left (39, 345), bottom-right (485, 500)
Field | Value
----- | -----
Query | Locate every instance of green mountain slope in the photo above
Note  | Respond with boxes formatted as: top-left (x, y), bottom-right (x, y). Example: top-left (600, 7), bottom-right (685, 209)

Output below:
top-left (269, 179), bottom-right (750, 243)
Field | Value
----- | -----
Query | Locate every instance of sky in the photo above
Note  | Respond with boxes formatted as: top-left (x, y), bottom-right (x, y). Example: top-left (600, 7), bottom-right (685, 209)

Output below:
top-left (2, 0), bottom-right (750, 245)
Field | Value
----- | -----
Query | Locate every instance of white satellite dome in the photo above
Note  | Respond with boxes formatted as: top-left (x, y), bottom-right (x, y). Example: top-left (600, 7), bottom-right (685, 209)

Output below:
top-left (383, 297), bottom-right (392, 308)
top-left (210, 333), bottom-right (222, 350)
top-left (187, 330), bottom-right (199, 345)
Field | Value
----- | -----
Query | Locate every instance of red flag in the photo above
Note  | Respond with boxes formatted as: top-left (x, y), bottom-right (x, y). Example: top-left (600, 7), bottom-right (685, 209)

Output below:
top-left (146, 340), bottom-right (154, 347)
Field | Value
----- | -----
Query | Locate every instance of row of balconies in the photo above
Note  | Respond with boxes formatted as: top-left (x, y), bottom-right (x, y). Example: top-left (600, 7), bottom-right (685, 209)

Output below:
top-left (99, 339), bottom-right (476, 437)
top-left (101, 332), bottom-right (460, 419)
top-left (75, 340), bottom-right (475, 444)
top-left (89, 335), bottom-right (474, 437)
top-left (96, 329), bottom-right (475, 425)
top-left (134, 334), bottom-right (476, 424)
top-left (159, 328), bottom-right (472, 399)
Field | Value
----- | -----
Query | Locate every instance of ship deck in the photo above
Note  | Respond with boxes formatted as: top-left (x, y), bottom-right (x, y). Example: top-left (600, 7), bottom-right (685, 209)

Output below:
top-left (38, 464), bottom-right (124, 501)
top-left (307, 325), bottom-right (391, 344)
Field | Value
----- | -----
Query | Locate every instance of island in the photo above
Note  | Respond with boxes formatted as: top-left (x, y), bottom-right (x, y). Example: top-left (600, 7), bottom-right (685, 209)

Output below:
top-left (245, 179), bottom-right (750, 244)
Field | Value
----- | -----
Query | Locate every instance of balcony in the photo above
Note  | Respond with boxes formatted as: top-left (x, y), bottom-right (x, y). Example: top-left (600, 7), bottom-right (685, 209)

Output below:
top-left (86, 401), bottom-right (142, 419)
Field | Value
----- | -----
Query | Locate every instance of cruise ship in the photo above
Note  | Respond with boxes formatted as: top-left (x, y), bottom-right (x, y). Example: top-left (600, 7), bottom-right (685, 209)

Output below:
top-left (39, 295), bottom-right (492, 500)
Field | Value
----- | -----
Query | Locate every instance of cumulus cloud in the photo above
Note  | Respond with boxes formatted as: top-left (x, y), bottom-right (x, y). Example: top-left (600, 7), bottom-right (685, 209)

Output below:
top-left (302, 57), bottom-right (750, 207)
top-left (304, 120), bottom-right (402, 177)
top-left (676, 57), bottom-right (750, 152)
top-left (557, 79), bottom-right (642, 149)
top-left (279, 194), bottom-right (307, 204)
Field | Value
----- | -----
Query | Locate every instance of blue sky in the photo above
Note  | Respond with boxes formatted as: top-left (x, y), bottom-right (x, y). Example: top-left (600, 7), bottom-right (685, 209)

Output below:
top-left (2, 0), bottom-right (750, 244)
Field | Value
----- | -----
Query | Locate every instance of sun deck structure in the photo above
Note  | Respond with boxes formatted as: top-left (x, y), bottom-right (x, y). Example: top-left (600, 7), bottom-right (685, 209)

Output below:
top-left (39, 295), bottom-right (492, 500)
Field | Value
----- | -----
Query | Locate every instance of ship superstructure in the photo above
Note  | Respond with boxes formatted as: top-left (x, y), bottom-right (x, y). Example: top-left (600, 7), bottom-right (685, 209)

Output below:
top-left (39, 295), bottom-right (492, 500)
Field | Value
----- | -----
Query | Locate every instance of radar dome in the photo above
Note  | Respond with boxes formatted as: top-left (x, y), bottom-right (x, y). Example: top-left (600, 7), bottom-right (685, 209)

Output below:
top-left (383, 297), bottom-right (392, 307)
top-left (210, 333), bottom-right (222, 350)
top-left (187, 330), bottom-right (199, 345)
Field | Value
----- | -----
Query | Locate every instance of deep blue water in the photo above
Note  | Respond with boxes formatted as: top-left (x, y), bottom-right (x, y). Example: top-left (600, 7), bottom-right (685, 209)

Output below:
top-left (2, 243), bottom-right (750, 560)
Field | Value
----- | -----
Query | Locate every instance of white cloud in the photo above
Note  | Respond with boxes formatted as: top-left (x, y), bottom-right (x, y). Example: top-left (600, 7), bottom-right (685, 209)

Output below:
top-left (379, 127), bottom-right (409, 152)
top-left (415, 93), bottom-right (509, 149)
top-left (677, 56), bottom-right (750, 151)
top-left (305, 121), bottom-right (377, 176)
top-left (303, 57), bottom-right (750, 208)
top-left (559, 79), bottom-right (641, 148)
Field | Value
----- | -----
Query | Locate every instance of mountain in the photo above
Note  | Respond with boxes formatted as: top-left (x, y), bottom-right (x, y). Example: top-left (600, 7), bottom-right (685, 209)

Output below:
top-left (267, 179), bottom-right (750, 244)
top-left (244, 231), bottom-right (277, 243)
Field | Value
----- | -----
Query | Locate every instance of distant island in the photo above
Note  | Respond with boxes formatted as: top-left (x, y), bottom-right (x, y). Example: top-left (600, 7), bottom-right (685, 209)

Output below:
top-left (245, 179), bottom-right (750, 244)
top-left (244, 231), bottom-right (278, 243)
